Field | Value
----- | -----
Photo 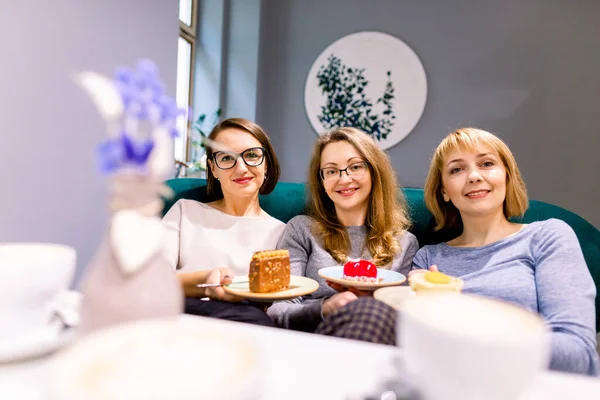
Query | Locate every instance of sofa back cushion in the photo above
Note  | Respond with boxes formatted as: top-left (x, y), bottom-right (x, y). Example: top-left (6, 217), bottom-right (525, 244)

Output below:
top-left (164, 178), bottom-right (600, 331)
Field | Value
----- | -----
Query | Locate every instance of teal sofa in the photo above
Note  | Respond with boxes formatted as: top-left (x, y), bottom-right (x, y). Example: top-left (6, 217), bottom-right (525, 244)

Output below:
top-left (164, 178), bottom-right (600, 333)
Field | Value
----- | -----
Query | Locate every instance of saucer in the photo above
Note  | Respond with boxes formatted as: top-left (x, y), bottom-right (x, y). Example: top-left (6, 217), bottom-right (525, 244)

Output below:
top-left (0, 320), bottom-right (76, 364)
top-left (0, 290), bottom-right (81, 364)
top-left (51, 316), bottom-right (260, 400)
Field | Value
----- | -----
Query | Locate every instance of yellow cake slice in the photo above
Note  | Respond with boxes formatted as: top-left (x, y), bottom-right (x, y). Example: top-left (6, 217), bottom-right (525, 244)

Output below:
top-left (249, 250), bottom-right (291, 293)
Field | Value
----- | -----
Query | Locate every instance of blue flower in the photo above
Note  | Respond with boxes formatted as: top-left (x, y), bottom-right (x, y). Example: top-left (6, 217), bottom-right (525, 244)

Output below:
top-left (96, 132), bottom-right (155, 174)
top-left (121, 133), bottom-right (154, 165)
top-left (96, 138), bottom-right (125, 174)
top-left (92, 59), bottom-right (187, 175)
top-left (114, 67), bottom-right (137, 110)
top-left (135, 59), bottom-right (159, 81)
top-left (154, 96), bottom-right (188, 138)
top-left (112, 59), bottom-right (185, 128)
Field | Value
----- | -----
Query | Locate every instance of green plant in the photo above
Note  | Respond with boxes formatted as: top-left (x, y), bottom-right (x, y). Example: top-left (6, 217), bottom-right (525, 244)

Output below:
top-left (316, 55), bottom-right (395, 141)
top-left (189, 109), bottom-right (221, 170)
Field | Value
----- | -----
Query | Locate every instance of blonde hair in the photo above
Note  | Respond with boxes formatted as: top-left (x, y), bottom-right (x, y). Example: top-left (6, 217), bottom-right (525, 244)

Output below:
top-left (307, 127), bottom-right (411, 267)
top-left (424, 127), bottom-right (528, 230)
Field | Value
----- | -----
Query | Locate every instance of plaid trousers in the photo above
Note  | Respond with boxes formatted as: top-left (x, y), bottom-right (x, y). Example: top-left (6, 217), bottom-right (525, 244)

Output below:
top-left (315, 297), bottom-right (397, 346)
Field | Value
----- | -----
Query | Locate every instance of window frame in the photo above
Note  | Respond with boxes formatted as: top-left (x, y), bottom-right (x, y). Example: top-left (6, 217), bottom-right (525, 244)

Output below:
top-left (179, 0), bottom-right (197, 37)
top-left (176, 0), bottom-right (197, 163)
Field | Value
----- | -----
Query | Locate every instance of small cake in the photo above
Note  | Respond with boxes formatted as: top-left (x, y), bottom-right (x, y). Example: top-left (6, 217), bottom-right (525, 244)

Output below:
top-left (249, 250), bottom-right (291, 293)
top-left (409, 270), bottom-right (464, 293)
top-left (342, 259), bottom-right (381, 283)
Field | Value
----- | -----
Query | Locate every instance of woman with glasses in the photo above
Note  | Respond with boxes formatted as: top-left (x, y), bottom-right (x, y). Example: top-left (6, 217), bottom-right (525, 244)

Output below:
top-left (162, 118), bottom-right (284, 326)
top-left (268, 127), bottom-right (418, 335)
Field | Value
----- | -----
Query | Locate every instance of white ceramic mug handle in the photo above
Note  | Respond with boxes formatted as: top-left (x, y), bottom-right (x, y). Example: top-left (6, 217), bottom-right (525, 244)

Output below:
top-left (52, 290), bottom-right (82, 328)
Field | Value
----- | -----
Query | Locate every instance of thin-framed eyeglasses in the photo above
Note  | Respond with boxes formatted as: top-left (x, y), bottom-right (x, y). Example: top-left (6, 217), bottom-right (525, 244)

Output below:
top-left (211, 147), bottom-right (266, 170)
top-left (320, 161), bottom-right (369, 181)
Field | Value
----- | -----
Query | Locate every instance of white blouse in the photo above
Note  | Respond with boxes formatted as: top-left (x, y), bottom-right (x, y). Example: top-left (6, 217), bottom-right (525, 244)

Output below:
top-left (162, 199), bottom-right (286, 277)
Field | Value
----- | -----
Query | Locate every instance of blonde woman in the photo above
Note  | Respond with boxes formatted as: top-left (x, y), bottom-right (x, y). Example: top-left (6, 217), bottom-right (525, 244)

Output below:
top-left (268, 127), bottom-right (418, 333)
top-left (413, 127), bottom-right (598, 375)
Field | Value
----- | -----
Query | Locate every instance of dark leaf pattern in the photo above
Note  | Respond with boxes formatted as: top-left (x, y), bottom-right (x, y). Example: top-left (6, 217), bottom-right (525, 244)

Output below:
top-left (316, 55), bottom-right (396, 141)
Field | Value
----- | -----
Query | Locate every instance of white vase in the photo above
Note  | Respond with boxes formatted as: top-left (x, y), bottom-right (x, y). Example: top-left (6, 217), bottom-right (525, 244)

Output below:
top-left (78, 173), bottom-right (183, 335)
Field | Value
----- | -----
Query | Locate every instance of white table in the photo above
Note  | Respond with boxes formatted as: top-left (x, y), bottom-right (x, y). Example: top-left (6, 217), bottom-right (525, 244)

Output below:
top-left (1, 315), bottom-right (599, 399)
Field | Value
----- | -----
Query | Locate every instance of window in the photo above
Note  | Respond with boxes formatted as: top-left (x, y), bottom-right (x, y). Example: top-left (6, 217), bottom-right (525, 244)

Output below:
top-left (175, 0), bottom-right (197, 162)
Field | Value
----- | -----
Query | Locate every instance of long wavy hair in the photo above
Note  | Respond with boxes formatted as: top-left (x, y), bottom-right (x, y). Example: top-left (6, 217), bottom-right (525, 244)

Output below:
top-left (307, 127), bottom-right (411, 267)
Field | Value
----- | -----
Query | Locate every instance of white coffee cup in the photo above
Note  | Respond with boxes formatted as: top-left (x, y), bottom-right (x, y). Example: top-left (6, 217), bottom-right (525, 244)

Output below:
top-left (374, 286), bottom-right (415, 311)
top-left (0, 243), bottom-right (77, 339)
top-left (399, 293), bottom-right (550, 400)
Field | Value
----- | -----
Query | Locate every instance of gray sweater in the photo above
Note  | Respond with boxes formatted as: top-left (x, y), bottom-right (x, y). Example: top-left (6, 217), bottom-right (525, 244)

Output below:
top-left (413, 218), bottom-right (599, 376)
top-left (268, 215), bottom-right (419, 332)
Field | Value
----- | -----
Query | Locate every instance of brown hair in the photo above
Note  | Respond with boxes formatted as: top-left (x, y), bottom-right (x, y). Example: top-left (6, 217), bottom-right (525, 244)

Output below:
top-left (307, 127), bottom-right (411, 267)
top-left (424, 127), bottom-right (528, 230)
top-left (205, 118), bottom-right (280, 200)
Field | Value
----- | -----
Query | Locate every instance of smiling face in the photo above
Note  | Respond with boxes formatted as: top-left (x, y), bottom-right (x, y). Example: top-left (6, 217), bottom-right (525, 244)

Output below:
top-left (441, 145), bottom-right (507, 219)
top-left (207, 128), bottom-right (267, 200)
top-left (320, 140), bottom-right (372, 215)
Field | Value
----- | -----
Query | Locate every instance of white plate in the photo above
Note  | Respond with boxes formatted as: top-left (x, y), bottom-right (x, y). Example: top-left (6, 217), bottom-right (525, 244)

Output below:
top-left (51, 317), bottom-right (260, 400)
top-left (223, 275), bottom-right (319, 302)
top-left (0, 290), bottom-right (81, 364)
top-left (0, 320), bottom-right (76, 364)
top-left (318, 266), bottom-right (406, 291)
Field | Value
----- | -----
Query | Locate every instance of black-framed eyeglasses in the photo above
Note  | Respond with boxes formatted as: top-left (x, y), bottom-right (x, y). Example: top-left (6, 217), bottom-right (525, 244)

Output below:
top-left (211, 147), bottom-right (266, 170)
top-left (320, 161), bottom-right (369, 181)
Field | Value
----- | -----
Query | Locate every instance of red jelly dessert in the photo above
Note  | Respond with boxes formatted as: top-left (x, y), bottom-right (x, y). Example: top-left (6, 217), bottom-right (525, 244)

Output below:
top-left (343, 259), bottom-right (379, 282)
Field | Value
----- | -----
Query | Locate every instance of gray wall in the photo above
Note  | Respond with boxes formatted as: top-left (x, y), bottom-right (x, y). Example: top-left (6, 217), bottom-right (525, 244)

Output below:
top-left (193, 0), bottom-right (225, 122)
top-left (0, 0), bottom-right (179, 285)
top-left (256, 0), bottom-right (600, 228)
top-left (225, 0), bottom-right (262, 120)
top-left (193, 0), bottom-right (262, 123)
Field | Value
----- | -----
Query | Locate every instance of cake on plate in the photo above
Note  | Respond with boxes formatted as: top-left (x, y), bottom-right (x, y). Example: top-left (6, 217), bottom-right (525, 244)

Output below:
top-left (342, 259), bottom-right (382, 283)
top-left (249, 250), bottom-right (290, 293)
top-left (409, 270), bottom-right (464, 293)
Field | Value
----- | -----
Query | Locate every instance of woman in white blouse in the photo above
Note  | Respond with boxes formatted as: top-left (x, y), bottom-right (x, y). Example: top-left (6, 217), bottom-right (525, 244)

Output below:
top-left (163, 118), bottom-right (285, 325)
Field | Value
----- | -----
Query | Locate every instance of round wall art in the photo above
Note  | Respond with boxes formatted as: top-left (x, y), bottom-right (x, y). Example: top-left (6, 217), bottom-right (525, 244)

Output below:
top-left (304, 31), bottom-right (427, 150)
